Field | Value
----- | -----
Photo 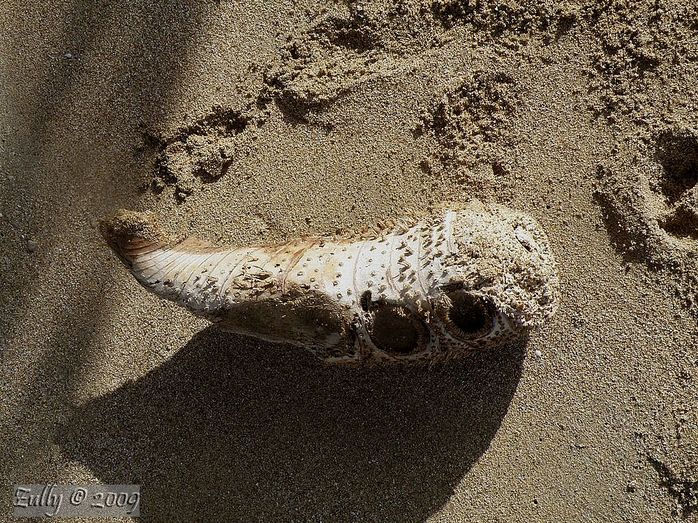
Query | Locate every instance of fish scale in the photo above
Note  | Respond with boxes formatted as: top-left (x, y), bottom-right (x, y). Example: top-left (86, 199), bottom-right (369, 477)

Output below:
top-left (101, 201), bottom-right (560, 364)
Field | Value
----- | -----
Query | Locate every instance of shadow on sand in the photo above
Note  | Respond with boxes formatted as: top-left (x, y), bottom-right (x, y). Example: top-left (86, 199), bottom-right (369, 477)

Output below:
top-left (57, 327), bottom-right (525, 522)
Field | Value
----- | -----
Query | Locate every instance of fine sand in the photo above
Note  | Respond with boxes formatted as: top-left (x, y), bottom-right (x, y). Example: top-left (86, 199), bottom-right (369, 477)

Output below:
top-left (1, 1), bottom-right (697, 521)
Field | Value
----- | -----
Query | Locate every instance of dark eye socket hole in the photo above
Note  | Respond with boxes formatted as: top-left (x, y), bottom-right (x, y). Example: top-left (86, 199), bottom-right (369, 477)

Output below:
top-left (448, 292), bottom-right (490, 335)
top-left (370, 305), bottom-right (424, 355)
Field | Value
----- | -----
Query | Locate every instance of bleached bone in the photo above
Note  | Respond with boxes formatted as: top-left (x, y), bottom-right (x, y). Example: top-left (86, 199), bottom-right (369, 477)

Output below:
top-left (101, 201), bottom-right (559, 363)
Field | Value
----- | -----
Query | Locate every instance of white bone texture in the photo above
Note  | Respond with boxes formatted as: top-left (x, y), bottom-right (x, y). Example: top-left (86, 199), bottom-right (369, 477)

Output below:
top-left (101, 201), bottom-right (559, 363)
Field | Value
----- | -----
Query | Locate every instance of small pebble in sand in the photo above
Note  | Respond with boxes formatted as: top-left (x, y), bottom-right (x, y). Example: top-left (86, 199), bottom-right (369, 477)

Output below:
top-left (26, 239), bottom-right (38, 252)
top-left (64, 52), bottom-right (74, 59)
top-left (534, 349), bottom-right (543, 358)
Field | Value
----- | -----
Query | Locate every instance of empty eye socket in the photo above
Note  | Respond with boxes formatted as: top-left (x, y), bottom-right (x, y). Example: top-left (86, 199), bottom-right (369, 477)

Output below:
top-left (439, 290), bottom-right (493, 338)
top-left (449, 292), bottom-right (488, 333)
top-left (368, 304), bottom-right (428, 355)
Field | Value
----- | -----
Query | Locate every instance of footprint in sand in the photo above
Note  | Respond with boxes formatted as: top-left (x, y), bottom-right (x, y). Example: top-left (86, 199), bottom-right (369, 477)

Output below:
top-left (596, 126), bottom-right (698, 312)
top-left (142, 101), bottom-right (270, 202)
top-left (263, 2), bottom-right (444, 115)
top-left (415, 70), bottom-right (522, 199)
top-left (263, 1), bottom-right (569, 117)
top-left (654, 130), bottom-right (698, 241)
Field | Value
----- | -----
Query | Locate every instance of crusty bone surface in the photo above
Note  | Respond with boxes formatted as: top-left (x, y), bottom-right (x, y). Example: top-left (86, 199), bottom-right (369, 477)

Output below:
top-left (100, 201), bottom-right (559, 363)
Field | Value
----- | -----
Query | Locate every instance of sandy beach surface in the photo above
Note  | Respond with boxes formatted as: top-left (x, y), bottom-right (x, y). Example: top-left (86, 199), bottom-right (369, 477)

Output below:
top-left (1, 1), bottom-right (696, 521)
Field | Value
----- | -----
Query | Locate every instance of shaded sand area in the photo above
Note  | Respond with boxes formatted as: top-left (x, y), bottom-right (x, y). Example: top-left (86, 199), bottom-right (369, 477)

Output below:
top-left (1, 1), bottom-right (696, 521)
